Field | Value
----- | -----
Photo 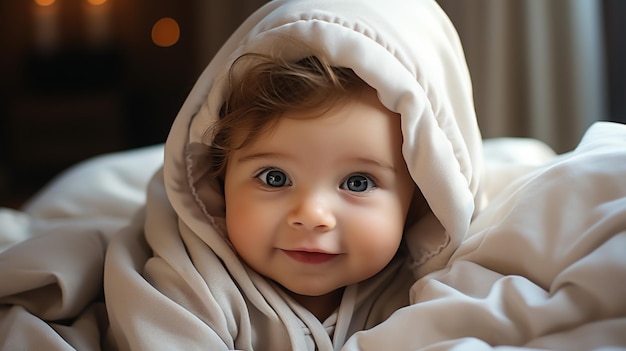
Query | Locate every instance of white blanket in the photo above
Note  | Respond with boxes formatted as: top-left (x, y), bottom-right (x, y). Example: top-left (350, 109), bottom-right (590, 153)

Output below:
top-left (0, 145), bottom-right (162, 350)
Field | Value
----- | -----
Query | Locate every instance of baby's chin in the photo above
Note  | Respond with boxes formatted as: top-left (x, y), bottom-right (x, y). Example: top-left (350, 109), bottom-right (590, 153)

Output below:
top-left (275, 280), bottom-right (345, 298)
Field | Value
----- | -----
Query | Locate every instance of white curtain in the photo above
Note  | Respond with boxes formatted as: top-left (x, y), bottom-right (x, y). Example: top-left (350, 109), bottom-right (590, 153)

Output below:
top-left (437, 0), bottom-right (608, 153)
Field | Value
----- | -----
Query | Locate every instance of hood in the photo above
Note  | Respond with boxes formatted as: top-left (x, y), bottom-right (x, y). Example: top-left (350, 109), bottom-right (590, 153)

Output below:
top-left (163, 0), bottom-right (483, 278)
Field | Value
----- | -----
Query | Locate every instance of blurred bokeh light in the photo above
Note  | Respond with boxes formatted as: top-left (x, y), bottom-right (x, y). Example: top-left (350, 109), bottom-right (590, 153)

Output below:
top-left (35, 0), bottom-right (55, 7)
top-left (152, 17), bottom-right (180, 48)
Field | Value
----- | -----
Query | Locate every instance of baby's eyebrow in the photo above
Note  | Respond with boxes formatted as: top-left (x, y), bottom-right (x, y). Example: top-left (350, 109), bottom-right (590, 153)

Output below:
top-left (347, 157), bottom-right (397, 172)
top-left (235, 152), bottom-right (290, 164)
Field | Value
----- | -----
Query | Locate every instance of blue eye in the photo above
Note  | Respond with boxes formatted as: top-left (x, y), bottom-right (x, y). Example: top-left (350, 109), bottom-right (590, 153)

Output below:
top-left (341, 174), bottom-right (375, 192)
top-left (257, 168), bottom-right (292, 187)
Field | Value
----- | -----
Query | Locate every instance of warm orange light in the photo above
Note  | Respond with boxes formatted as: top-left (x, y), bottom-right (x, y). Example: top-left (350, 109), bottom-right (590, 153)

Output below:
top-left (87, 0), bottom-right (107, 5)
top-left (35, 0), bottom-right (56, 6)
top-left (151, 17), bottom-right (180, 48)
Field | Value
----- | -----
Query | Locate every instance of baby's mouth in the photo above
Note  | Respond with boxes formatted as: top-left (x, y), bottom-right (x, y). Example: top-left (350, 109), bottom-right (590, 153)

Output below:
top-left (282, 250), bottom-right (339, 264)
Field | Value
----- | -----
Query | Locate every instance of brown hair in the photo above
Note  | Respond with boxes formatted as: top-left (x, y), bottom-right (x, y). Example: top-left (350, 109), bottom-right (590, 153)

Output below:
top-left (204, 53), bottom-right (366, 179)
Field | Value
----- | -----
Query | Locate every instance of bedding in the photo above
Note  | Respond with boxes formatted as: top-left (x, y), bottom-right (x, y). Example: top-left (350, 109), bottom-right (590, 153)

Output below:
top-left (1, 124), bottom-right (624, 350)
top-left (0, 145), bottom-right (162, 349)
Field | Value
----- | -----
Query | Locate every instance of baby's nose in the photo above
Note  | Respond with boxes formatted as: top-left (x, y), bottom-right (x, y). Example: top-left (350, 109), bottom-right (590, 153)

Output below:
top-left (287, 192), bottom-right (336, 232)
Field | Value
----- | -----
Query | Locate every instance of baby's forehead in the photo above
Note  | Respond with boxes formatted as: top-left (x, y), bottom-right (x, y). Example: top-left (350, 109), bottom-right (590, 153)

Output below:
top-left (246, 88), bottom-right (402, 148)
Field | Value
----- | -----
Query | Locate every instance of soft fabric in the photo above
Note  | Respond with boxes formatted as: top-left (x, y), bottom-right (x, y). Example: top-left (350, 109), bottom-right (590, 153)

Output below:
top-left (0, 0), bottom-right (624, 350)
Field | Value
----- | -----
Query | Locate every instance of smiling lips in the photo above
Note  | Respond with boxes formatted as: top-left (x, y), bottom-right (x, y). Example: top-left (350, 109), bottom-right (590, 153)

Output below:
top-left (283, 250), bottom-right (339, 264)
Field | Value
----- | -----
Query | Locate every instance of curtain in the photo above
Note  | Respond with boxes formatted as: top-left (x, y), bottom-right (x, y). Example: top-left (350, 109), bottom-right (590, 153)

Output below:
top-left (437, 0), bottom-right (608, 153)
top-left (193, 0), bottom-right (268, 73)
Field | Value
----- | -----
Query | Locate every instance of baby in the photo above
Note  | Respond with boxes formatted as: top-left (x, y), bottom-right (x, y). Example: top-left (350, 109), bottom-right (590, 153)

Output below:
top-left (207, 54), bottom-right (421, 321)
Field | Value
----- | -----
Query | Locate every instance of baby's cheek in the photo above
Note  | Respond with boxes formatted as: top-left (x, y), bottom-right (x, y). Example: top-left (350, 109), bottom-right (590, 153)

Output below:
top-left (227, 200), bottom-right (274, 238)
top-left (225, 202), bottom-right (254, 242)
top-left (356, 213), bottom-right (404, 259)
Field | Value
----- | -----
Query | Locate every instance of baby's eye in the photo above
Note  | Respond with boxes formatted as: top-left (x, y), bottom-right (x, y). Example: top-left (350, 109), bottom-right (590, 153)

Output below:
top-left (340, 174), bottom-right (376, 193)
top-left (256, 168), bottom-right (292, 187)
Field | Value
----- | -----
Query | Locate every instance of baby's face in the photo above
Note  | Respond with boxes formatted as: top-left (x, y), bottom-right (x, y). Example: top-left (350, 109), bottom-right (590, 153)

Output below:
top-left (223, 87), bottom-right (414, 305)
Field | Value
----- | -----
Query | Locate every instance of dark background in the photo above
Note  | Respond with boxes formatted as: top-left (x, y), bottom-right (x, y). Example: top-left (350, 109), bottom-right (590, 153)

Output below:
top-left (1, 0), bottom-right (624, 209)
top-left (0, 0), bottom-right (267, 208)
